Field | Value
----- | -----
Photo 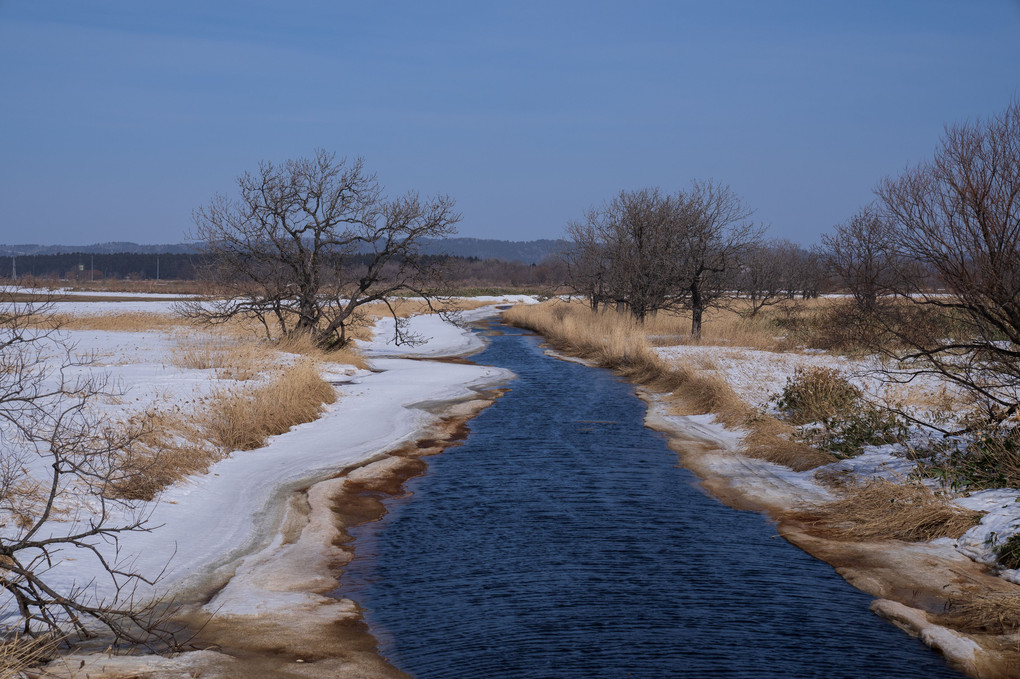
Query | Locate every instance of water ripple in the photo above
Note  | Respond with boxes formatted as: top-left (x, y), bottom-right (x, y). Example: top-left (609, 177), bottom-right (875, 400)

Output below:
top-left (340, 323), bottom-right (962, 678)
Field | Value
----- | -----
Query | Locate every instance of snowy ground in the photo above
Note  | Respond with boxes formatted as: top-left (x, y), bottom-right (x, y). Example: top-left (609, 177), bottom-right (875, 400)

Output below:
top-left (652, 342), bottom-right (1020, 584)
top-left (0, 296), bottom-right (527, 630)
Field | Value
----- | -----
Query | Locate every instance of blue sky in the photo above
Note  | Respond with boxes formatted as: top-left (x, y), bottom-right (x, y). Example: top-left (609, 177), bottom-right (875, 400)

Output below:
top-left (1, 1), bottom-right (1019, 246)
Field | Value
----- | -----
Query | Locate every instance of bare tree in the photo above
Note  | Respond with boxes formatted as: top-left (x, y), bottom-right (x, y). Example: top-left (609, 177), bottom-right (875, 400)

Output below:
top-left (563, 182), bottom-right (759, 336)
top-left (185, 150), bottom-right (460, 348)
top-left (873, 100), bottom-right (1020, 423)
top-left (0, 292), bottom-right (176, 648)
top-left (822, 205), bottom-right (900, 313)
top-left (735, 239), bottom-right (802, 317)
top-left (675, 180), bottom-right (762, 338)
top-left (789, 246), bottom-right (826, 299)
top-left (563, 217), bottom-right (612, 312)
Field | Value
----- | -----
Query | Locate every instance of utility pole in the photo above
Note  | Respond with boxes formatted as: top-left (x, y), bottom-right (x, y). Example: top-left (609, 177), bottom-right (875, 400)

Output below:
top-left (156, 254), bottom-right (160, 281)
top-left (90, 254), bottom-right (94, 282)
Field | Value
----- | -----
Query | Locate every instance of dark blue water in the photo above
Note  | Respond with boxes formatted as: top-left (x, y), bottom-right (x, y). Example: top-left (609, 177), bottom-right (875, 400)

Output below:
top-left (341, 322), bottom-right (961, 678)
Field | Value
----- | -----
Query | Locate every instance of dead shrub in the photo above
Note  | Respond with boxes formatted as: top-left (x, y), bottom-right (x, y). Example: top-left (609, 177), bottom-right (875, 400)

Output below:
top-left (775, 367), bottom-right (862, 425)
top-left (791, 479), bottom-right (982, 542)
top-left (936, 591), bottom-right (1020, 635)
top-left (794, 301), bottom-right (885, 354)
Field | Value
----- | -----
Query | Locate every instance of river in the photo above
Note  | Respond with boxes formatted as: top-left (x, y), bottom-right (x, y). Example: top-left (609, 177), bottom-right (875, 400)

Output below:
top-left (339, 321), bottom-right (961, 678)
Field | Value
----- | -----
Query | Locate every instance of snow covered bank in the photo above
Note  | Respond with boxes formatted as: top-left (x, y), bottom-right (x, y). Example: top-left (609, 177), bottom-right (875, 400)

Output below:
top-left (48, 309), bottom-right (509, 599)
top-left (642, 341), bottom-right (1020, 677)
top-left (2, 300), bottom-right (514, 678)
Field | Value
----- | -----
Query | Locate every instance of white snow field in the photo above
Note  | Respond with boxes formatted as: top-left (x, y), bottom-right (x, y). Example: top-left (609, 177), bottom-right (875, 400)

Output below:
top-left (0, 296), bottom-right (520, 629)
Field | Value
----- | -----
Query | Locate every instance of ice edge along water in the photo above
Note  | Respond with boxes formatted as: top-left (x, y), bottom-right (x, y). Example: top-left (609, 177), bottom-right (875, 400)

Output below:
top-left (25, 304), bottom-right (516, 616)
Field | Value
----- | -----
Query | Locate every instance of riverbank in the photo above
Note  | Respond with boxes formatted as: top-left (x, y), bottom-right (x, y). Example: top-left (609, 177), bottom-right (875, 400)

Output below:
top-left (504, 300), bottom-right (1020, 679)
top-left (18, 301), bottom-right (517, 678)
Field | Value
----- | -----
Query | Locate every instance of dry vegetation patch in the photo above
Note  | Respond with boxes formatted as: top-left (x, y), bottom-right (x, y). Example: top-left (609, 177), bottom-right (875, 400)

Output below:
top-left (51, 311), bottom-right (190, 332)
top-left (936, 591), bottom-right (1020, 635)
top-left (789, 479), bottom-right (982, 543)
top-left (203, 359), bottom-right (337, 452)
top-left (0, 633), bottom-right (60, 677)
top-left (113, 359), bottom-right (338, 500)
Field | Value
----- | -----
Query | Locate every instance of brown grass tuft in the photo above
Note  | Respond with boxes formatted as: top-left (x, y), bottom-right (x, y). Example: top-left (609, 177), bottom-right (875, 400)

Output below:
top-left (201, 360), bottom-right (338, 453)
top-left (112, 408), bottom-right (220, 500)
top-left (789, 479), bottom-right (982, 542)
top-left (935, 591), bottom-right (1020, 635)
top-left (113, 358), bottom-right (339, 500)
top-left (0, 632), bottom-right (60, 675)
top-left (742, 417), bottom-right (836, 471)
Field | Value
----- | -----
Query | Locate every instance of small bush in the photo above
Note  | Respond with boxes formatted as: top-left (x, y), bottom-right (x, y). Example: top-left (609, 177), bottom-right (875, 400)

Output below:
top-left (996, 533), bottom-right (1020, 570)
top-left (776, 367), bottom-right (862, 425)
top-left (775, 367), bottom-right (906, 458)
top-left (799, 405), bottom-right (908, 458)
top-left (915, 426), bottom-right (1020, 491)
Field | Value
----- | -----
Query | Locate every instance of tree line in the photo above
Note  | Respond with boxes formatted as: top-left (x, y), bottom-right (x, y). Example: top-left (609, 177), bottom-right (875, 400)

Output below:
top-left (563, 182), bottom-right (824, 337)
top-left (0, 252), bottom-right (202, 281)
top-left (562, 100), bottom-right (1020, 431)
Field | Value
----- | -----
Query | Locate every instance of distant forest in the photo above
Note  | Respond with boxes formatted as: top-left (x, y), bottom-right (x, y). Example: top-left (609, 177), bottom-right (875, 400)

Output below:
top-left (0, 251), bottom-right (566, 289)
top-left (1, 252), bottom-right (201, 281)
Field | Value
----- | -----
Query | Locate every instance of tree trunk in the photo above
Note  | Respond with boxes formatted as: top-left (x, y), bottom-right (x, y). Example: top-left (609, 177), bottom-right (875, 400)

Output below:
top-left (690, 275), bottom-right (704, 339)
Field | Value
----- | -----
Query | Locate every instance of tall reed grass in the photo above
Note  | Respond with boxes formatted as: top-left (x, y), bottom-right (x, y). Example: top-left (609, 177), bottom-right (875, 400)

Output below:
top-left (114, 359), bottom-right (338, 500)
top-left (787, 478), bottom-right (981, 542)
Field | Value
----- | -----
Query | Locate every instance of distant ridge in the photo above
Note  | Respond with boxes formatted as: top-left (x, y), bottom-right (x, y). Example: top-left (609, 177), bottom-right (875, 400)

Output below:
top-left (419, 238), bottom-right (564, 264)
top-left (0, 242), bottom-right (201, 256)
top-left (1, 238), bottom-right (566, 265)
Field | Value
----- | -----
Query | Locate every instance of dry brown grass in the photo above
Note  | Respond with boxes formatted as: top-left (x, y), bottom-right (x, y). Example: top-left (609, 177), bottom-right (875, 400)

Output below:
top-left (504, 300), bottom-right (836, 470)
top-left (0, 632), bottom-right (60, 675)
top-left (201, 359), bottom-right (337, 453)
top-left (51, 312), bottom-right (190, 332)
top-left (112, 410), bottom-right (214, 501)
top-left (936, 591), bottom-right (1020, 635)
top-left (742, 417), bottom-right (836, 471)
top-left (273, 332), bottom-right (369, 370)
top-left (789, 479), bottom-right (982, 542)
top-left (169, 334), bottom-right (285, 381)
top-left (113, 354), bottom-right (343, 500)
